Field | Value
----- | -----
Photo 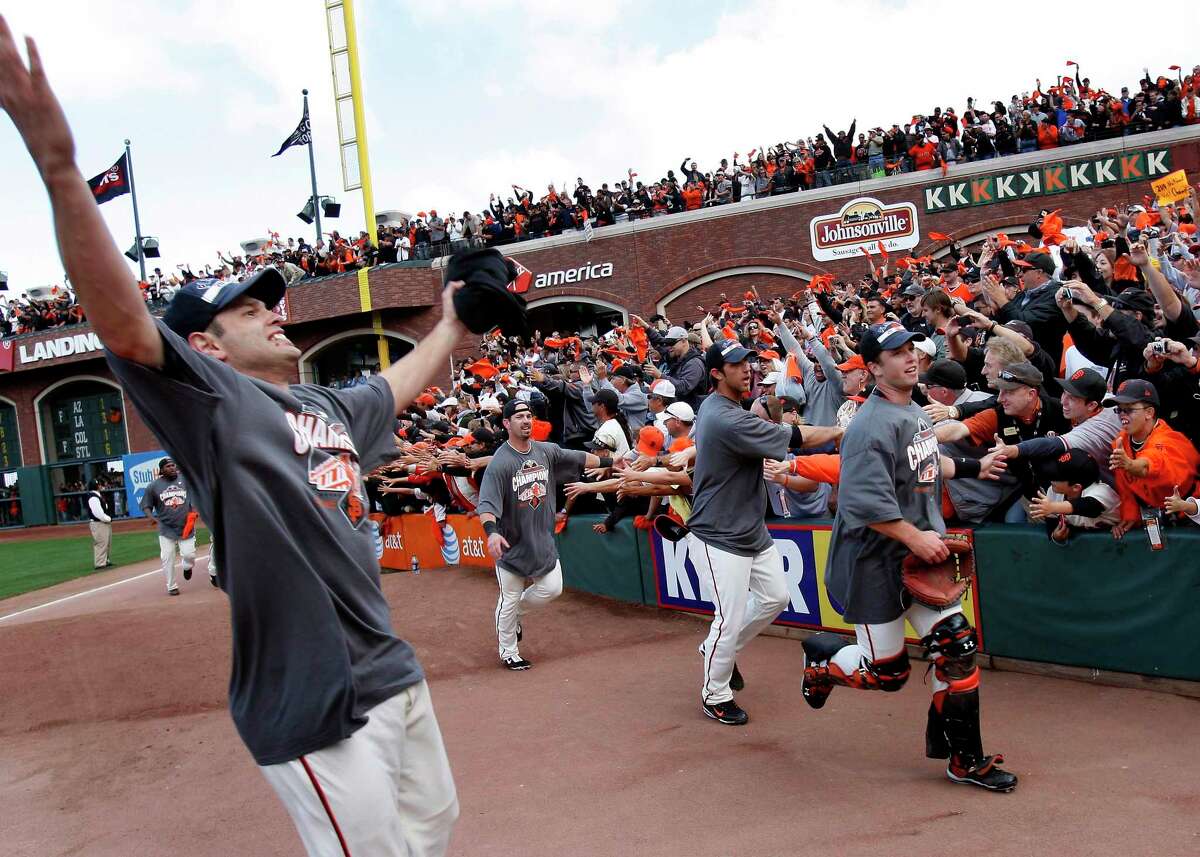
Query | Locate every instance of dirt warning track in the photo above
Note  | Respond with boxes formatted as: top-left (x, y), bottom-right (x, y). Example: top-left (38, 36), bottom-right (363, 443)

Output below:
top-left (2, 562), bottom-right (1197, 856)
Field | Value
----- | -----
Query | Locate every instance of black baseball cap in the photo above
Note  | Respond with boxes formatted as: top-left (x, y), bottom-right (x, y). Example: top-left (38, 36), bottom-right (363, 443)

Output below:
top-left (1103, 378), bottom-right (1159, 407)
top-left (1047, 448), bottom-right (1099, 487)
top-left (163, 268), bottom-right (288, 337)
top-left (159, 457), bottom-right (174, 468)
top-left (859, 321), bottom-right (926, 362)
top-left (705, 338), bottom-right (754, 372)
top-left (995, 361), bottom-right (1044, 390)
top-left (592, 388), bottom-right (620, 411)
top-left (1056, 368), bottom-right (1107, 404)
top-left (920, 358), bottom-right (967, 390)
top-left (502, 399), bottom-right (533, 419)
top-left (612, 363), bottom-right (642, 382)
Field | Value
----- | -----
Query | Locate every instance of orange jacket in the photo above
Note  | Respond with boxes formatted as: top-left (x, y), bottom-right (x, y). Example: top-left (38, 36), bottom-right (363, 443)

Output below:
top-left (682, 187), bottom-right (703, 210)
top-left (908, 142), bottom-right (938, 170)
top-left (1111, 419), bottom-right (1200, 520)
top-left (1037, 123), bottom-right (1059, 149)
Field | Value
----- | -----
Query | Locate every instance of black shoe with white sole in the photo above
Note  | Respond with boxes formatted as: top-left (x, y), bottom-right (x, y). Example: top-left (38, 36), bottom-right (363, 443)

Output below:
top-left (947, 754), bottom-right (1018, 792)
top-left (702, 699), bottom-right (749, 725)
top-left (502, 656), bottom-right (532, 671)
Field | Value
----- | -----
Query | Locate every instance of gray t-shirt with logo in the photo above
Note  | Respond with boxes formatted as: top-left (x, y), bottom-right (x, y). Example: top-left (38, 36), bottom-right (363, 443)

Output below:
top-left (827, 390), bottom-right (944, 624)
top-left (477, 441), bottom-right (585, 579)
top-left (107, 322), bottom-right (418, 766)
top-left (140, 475), bottom-right (193, 539)
top-left (686, 393), bottom-right (793, 556)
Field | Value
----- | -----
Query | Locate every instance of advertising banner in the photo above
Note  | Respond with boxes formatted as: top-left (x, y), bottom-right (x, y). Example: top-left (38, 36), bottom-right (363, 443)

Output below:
top-left (809, 197), bottom-right (920, 262)
top-left (378, 513), bottom-right (490, 571)
top-left (121, 449), bottom-right (167, 519)
top-left (647, 523), bottom-right (981, 644)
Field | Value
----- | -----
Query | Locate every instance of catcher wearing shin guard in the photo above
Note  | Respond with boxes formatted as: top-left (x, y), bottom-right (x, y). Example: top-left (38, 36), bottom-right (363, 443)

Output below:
top-left (801, 322), bottom-right (1018, 792)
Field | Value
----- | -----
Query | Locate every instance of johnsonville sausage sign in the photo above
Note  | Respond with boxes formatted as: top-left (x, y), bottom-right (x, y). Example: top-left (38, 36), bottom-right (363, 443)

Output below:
top-left (808, 197), bottom-right (920, 262)
top-left (923, 147), bottom-right (1172, 213)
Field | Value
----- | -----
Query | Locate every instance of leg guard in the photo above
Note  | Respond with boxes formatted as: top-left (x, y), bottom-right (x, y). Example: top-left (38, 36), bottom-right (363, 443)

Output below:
top-left (922, 614), bottom-right (982, 766)
top-left (801, 632), bottom-right (911, 712)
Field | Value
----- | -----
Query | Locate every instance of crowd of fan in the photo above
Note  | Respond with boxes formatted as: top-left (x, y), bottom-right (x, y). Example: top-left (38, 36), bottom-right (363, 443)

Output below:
top-left (373, 189), bottom-right (1200, 544)
top-left (6, 63), bottom-right (1197, 341)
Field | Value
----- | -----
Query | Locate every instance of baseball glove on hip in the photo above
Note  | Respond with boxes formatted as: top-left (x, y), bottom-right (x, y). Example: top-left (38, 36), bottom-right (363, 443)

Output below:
top-left (901, 533), bottom-right (975, 610)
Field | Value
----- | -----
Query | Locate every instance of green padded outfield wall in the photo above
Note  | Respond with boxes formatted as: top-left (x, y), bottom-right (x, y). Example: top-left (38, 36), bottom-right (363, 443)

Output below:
top-left (555, 517), bottom-right (1200, 682)
top-left (971, 525), bottom-right (1200, 681)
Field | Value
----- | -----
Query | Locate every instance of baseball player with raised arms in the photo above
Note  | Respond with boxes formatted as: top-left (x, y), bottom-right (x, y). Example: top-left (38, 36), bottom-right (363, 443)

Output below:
top-left (0, 25), bottom-right (474, 852)
top-left (800, 321), bottom-right (1017, 791)
top-left (140, 457), bottom-right (208, 595)
top-left (686, 339), bottom-right (842, 725)
top-left (477, 399), bottom-right (610, 670)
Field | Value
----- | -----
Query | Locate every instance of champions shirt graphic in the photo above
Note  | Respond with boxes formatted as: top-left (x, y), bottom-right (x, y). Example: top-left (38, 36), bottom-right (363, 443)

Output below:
top-left (158, 483), bottom-right (188, 509)
top-left (287, 406), bottom-right (368, 527)
top-left (512, 459), bottom-right (549, 509)
top-left (907, 422), bottom-right (940, 490)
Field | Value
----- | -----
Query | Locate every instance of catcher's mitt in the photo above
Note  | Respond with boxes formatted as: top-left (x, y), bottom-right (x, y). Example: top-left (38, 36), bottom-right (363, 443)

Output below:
top-left (901, 533), bottom-right (975, 610)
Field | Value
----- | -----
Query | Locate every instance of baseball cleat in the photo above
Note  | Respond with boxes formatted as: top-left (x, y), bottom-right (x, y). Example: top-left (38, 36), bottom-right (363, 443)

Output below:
top-left (209, 574), bottom-right (219, 588)
top-left (730, 662), bottom-right (745, 692)
top-left (800, 651), bottom-right (834, 710)
top-left (947, 754), bottom-right (1018, 792)
top-left (183, 566), bottom-right (192, 581)
top-left (702, 700), bottom-right (749, 726)
top-left (167, 588), bottom-right (180, 597)
top-left (502, 656), bottom-right (532, 671)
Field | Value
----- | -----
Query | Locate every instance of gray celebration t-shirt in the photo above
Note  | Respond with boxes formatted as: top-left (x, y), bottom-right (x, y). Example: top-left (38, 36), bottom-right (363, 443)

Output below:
top-left (140, 475), bottom-right (192, 539)
top-left (107, 322), bottom-right (420, 766)
top-left (826, 389), bottom-right (944, 624)
top-left (476, 440), bottom-right (586, 579)
top-left (686, 393), bottom-right (792, 557)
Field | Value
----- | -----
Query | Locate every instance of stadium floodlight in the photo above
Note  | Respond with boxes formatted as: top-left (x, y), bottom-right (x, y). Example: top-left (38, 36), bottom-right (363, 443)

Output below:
top-left (320, 196), bottom-right (341, 218)
top-left (124, 237), bottom-right (160, 262)
top-left (297, 199), bottom-right (317, 224)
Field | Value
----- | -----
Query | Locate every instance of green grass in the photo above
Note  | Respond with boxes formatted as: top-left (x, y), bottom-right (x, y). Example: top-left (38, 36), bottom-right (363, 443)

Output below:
top-left (0, 528), bottom-right (210, 601)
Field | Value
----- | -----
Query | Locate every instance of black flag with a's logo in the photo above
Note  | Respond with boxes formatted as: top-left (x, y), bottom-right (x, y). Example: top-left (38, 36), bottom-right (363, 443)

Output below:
top-left (272, 114), bottom-right (311, 157)
top-left (87, 153), bottom-right (130, 205)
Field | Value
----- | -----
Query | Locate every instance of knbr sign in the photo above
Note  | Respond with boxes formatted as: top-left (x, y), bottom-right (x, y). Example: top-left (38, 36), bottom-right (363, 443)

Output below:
top-left (808, 197), bottom-right (919, 262)
top-left (647, 523), bottom-right (982, 641)
top-left (923, 147), bottom-right (1171, 213)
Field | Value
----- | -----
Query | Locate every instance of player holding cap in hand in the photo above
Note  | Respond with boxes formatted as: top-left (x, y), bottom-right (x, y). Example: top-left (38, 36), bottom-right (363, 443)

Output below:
top-left (0, 23), bottom-right (523, 850)
top-left (477, 399), bottom-right (613, 670)
top-left (801, 322), bottom-right (1017, 791)
top-left (687, 338), bottom-right (843, 725)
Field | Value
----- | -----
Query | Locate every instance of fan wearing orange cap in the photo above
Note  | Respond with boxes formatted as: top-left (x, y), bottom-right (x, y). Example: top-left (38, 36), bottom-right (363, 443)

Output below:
top-left (476, 399), bottom-right (612, 671)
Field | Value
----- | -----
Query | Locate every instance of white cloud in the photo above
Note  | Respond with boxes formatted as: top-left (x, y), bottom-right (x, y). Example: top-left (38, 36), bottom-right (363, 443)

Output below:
top-left (3, 0), bottom-right (1199, 293)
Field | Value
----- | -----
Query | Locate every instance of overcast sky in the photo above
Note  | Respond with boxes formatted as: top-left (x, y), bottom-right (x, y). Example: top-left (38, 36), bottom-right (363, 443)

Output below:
top-left (2, 0), bottom-right (1195, 291)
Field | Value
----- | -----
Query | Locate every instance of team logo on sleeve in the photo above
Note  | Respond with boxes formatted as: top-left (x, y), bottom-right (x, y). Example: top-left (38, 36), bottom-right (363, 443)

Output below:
top-left (288, 406), bottom-right (367, 528)
top-left (512, 460), bottom-right (550, 509)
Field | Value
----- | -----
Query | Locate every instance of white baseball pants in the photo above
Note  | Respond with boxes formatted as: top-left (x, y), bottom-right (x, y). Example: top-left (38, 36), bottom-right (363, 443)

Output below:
top-left (495, 561), bottom-right (563, 659)
top-left (830, 602), bottom-right (965, 695)
top-left (159, 535), bottom-right (195, 592)
top-left (260, 680), bottom-right (459, 857)
top-left (689, 535), bottom-right (789, 705)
